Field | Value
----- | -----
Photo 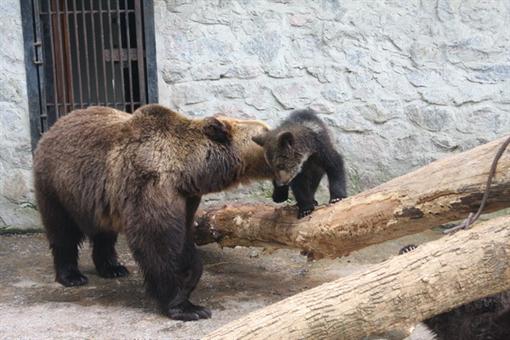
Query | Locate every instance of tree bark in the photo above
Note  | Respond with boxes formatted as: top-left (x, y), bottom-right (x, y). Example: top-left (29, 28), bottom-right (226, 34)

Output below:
top-left (195, 136), bottom-right (510, 259)
top-left (204, 215), bottom-right (510, 340)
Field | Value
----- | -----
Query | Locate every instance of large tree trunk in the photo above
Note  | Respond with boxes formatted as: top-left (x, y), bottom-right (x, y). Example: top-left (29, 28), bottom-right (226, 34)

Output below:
top-left (195, 136), bottom-right (510, 259)
top-left (204, 215), bottom-right (510, 340)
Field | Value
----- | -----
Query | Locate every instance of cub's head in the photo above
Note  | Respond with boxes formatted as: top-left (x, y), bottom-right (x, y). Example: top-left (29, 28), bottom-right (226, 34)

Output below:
top-left (252, 130), bottom-right (308, 186)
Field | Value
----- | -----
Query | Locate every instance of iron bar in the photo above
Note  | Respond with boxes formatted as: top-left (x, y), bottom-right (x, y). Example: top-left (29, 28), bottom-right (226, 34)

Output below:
top-left (81, 0), bottom-right (91, 106)
top-left (115, 0), bottom-right (127, 111)
top-left (46, 0), bottom-right (59, 125)
top-left (62, 0), bottom-right (75, 111)
top-left (54, 0), bottom-right (68, 115)
top-left (124, 0), bottom-right (134, 112)
top-left (72, 0), bottom-right (83, 108)
top-left (134, 0), bottom-right (146, 105)
top-left (98, 0), bottom-right (108, 108)
top-left (106, 0), bottom-right (118, 109)
top-left (90, 0), bottom-right (101, 104)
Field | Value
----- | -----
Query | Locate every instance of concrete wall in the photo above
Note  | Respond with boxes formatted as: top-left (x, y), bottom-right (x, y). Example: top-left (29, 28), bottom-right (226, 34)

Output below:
top-left (154, 0), bottom-right (510, 202)
top-left (0, 0), bottom-right (40, 231)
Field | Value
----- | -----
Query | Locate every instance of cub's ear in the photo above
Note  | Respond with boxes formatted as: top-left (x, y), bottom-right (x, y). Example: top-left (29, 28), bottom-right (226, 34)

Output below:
top-left (203, 117), bottom-right (232, 144)
top-left (277, 131), bottom-right (294, 148)
top-left (252, 133), bottom-right (267, 147)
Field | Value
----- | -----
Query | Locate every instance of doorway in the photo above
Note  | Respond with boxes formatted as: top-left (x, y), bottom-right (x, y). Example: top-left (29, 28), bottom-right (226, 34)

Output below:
top-left (21, 0), bottom-right (158, 147)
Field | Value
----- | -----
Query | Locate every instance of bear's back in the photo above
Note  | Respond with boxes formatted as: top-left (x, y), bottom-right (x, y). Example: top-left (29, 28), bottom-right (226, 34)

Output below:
top-left (34, 106), bottom-right (130, 178)
top-left (33, 107), bottom-right (133, 230)
top-left (279, 109), bottom-right (327, 136)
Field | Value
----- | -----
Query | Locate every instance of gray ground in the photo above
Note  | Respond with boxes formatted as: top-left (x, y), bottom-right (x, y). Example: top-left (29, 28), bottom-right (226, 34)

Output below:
top-left (0, 231), bottom-right (440, 339)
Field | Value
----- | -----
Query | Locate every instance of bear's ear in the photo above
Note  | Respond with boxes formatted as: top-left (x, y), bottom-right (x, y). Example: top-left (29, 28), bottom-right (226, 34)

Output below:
top-left (252, 133), bottom-right (267, 147)
top-left (277, 131), bottom-right (294, 148)
top-left (203, 117), bottom-right (232, 144)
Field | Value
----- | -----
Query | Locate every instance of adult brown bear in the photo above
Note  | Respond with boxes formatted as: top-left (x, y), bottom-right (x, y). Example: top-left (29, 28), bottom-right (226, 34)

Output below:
top-left (33, 104), bottom-right (270, 321)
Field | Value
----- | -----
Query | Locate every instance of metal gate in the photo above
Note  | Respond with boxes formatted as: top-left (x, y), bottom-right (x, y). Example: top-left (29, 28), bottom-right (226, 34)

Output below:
top-left (21, 0), bottom-right (158, 147)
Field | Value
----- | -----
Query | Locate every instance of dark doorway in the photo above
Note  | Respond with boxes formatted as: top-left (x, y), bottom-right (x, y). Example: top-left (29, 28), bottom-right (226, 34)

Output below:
top-left (21, 0), bottom-right (158, 147)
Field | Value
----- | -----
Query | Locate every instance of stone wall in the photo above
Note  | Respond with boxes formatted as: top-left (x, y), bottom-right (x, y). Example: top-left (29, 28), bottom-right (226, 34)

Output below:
top-left (0, 0), bottom-right (40, 231)
top-left (154, 0), bottom-right (510, 202)
top-left (2, 0), bottom-right (510, 229)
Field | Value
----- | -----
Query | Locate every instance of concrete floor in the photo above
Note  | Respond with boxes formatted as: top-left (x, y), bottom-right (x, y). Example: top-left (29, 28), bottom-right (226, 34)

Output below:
top-left (0, 232), bottom-right (440, 339)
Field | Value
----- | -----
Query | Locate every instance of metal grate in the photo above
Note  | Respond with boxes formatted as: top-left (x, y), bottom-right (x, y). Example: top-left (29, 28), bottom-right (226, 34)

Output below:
top-left (30, 0), bottom-right (151, 133)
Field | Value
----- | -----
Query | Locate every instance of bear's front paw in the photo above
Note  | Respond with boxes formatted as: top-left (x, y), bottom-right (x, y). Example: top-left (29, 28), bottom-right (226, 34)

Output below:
top-left (329, 197), bottom-right (343, 204)
top-left (97, 263), bottom-right (129, 278)
top-left (272, 192), bottom-right (288, 203)
top-left (398, 244), bottom-right (418, 255)
top-left (167, 300), bottom-right (212, 321)
top-left (56, 269), bottom-right (88, 287)
top-left (297, 206), bottom-right (314, 219)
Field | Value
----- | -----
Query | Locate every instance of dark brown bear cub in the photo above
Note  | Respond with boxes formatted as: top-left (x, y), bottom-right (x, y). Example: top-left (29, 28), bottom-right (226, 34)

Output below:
top-left (33, 104), bottom-right (270, 321)
top-left (253, 108), bottom-right (347, 218)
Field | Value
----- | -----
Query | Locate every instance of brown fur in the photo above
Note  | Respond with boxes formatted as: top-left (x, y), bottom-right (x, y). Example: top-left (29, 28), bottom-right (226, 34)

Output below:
top-left (33, 104), bottom-right (270, 320)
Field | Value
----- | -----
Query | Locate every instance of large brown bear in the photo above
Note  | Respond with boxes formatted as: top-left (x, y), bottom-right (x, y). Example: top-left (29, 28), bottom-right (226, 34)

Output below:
top-left (33, 104), bottom-right (271, 321)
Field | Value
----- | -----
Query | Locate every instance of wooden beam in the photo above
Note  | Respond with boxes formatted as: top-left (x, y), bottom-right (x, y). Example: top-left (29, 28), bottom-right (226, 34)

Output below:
top-left (204, 215), bottom-right (510, 339)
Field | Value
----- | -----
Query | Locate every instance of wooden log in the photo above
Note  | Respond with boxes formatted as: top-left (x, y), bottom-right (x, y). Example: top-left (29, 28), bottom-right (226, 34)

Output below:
top-left (195, 136), bottom-right (510, 259)
top-left (204, 215), bottom-right (510, 339)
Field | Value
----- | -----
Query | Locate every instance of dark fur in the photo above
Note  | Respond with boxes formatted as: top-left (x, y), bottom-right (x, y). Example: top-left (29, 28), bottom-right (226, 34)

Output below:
top-left (399, 244), bottom-right (510, 339)
top-left (33, 104), bottom-right (269, 321)
top-left (253, 109), bottom-right (347, 218)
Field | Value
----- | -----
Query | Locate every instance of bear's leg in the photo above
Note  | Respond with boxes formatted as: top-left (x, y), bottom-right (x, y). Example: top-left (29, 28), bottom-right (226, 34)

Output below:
top-left (272, 180), bottom-right (289, 203)
top-left (322, 149), bottom-right (347, 203)
top-left (168, 196), bottom-right (211, 319)
top-left (92, 232), bottom-right (129, 278)
top-left (307, 163), bottom-right (325, 206)
top-left (291, 171), bottom-right (320, 219)
top-left (126, 196), bottom-right (210, 321)
top-left (38, 192), bottom-right (87, 287)
top-left (168, 240), bottom-right (211, 320)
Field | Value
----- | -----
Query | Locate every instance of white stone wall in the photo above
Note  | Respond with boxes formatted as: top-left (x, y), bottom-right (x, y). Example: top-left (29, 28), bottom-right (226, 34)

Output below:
top-left (154, 0), bottom-right (510, 201)
top-left (0, 0), bottom-right (40, 230)
top-left (2, 0), bottom-right (510, 229)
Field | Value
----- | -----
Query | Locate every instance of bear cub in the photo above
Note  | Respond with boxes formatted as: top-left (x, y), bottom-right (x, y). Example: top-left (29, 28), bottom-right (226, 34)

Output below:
top-left (253, 108), bottom-right (347, 218)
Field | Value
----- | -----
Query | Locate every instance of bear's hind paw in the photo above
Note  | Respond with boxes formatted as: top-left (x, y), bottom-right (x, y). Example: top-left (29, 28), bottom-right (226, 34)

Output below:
top-left (56, 270), bottom-right (88, 287)
top-left (167, 300), bottom-right (212, 321)
top-left (97, 263), bottom-right (129, 279)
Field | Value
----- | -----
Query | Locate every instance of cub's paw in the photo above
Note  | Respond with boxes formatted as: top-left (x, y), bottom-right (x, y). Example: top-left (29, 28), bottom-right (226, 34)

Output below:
top-left (272, 192), bottom-right (288, 203)
top-left (272, 183), bottom-right (289, 203)
top-left (97, 263), bottom-right (129, 278)
top-left (56, 270), bottom-right (88, 287)
top-left (298, 206), bottom-right (315, 219)
top-left (167, 300), bottom-right (212, 321)
top-left (398, 244), bottom-right (418, 255)
top-left (329, 197), bottom-right (343, 204)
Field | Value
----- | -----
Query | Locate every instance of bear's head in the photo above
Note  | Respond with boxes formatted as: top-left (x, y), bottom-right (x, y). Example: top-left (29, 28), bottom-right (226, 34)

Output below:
top-left (214, 116), bottom-right (269, 150)
top-left (213, 115), bottom-right (272, 180)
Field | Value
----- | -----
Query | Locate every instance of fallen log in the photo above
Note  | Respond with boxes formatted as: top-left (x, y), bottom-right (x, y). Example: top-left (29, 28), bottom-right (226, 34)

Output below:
top-left (204, 215), bottom-right (510, 339)
top-left (195, 136), bottom-right (510, 258)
